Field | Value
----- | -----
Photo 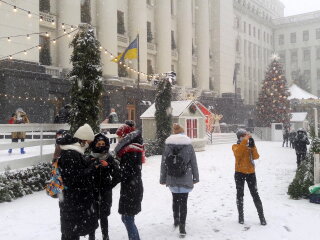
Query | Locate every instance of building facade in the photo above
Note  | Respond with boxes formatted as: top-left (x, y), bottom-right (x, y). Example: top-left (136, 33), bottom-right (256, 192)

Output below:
top-left (1, 0), bottom-right (320, 122)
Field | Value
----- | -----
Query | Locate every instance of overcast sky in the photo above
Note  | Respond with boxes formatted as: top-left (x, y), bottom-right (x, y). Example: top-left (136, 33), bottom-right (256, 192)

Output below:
top-left (281, 0), bottom-right (320, 16)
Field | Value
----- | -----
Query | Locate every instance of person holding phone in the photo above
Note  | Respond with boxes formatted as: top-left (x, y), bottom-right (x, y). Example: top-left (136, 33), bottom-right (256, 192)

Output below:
top-left (232, 129), bottom-right (266, 226)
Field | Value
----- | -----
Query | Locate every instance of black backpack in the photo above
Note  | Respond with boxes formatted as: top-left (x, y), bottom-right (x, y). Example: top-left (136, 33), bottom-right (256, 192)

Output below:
top-left (166, 147), bottom-right (190, 177)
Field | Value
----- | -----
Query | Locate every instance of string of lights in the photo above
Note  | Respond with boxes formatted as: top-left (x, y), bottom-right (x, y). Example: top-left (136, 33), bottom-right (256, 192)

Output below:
top-left (0, 0), bottom-right (165, 79)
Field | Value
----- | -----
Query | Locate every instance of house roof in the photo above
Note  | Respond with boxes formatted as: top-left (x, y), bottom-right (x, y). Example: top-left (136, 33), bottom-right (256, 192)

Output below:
top-left (140, 100), bottom-right (194, 118)
top-left (288, 84), bottom-right (318, 100)
top-left (291, 112), bottom-right (308, 122)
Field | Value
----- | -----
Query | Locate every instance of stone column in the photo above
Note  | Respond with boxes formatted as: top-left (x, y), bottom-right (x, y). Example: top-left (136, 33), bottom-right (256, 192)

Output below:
top-left (128, 0), bottom-right (147, 81)
top-left (97, 0), bottom-right (118, 77)
top-left (57, 0), bottom-right (81, 69)
top-left (177, 0), bottom-right (193, 88)
top-left (196, 0), bottom-right (210, 90)
top-left (155, 0), bottom-right (171, 74)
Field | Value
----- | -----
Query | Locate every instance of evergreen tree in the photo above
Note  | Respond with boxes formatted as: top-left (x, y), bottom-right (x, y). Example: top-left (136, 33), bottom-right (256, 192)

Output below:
top-left (69, 25), bottom-right (103, 134)
top-left (155, 78), bottom-right (173, 154)
top-left (256, 54), bottom-right (291, 127)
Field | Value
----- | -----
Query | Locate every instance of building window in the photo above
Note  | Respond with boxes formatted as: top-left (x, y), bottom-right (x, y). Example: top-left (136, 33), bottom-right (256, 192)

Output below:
top-left (317, 48), bottom-right (320, 60)
top-left (40, 0), bottom-right (50, 13)
top-left (290, 32), bottom-right (296, 43)
top-left (316, 28), bottom-right (320, 40)
top-left (249, 24), bottom-right (251, 36)
top-left (303, 30), bottom-right (309, 41)
top-left (186, 119), bottom-right (198, 139)
top-left (263, 32), bottom-right (266, 42)
top-left (278, 34), bottom-right (284, 45)
top-left (235, 17), bottom-right (240, 29)
top-left (147, 21), bottom-right (153, 43)
top-left (279, 52), bottom-right (286, 64)
top-left (304, 70), bottom-right (311, 82)
top-left (171, 30), bottom-right (177, 50)
top-left (81, 0), bottom-right (91, 24)
top-left (127, 104), bottom-right (136, 121)
top-left (253, 26), bottom-right (256, 37)
top-left (303, 49), bottom-right (310, 61)
top-left (258, 29), bottom-right (260, 40)
top-left (39, 35), bottom-right (51, 66)
top-left (291, 50), bottom-right (298, 63)
top-left (117, 11), bottom-right (126, 35)
top-left (243, 21), bottom-right (246, 33)
top-left (267, 33), bottom-right (269, 44)
top-left (171, 0), bottom-right (174, 15)
top-left (236, 38), bottom-right (240, 53)
top-left (147, 59), bottom-right (154, 75)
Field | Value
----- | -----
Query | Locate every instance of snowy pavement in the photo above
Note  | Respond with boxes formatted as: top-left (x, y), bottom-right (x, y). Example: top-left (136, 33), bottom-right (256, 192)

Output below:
top-left (1, 141), bottom-right (320, 240)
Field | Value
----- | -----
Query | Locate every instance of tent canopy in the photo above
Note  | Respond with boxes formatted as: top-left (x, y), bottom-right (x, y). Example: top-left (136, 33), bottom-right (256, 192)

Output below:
top-left (288, 84), bottom-right (318, 100)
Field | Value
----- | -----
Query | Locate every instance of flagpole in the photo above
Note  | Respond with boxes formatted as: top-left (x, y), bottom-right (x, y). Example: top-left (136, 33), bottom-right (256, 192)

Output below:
top-left (137, 34), bottom-right (140, 89)
top-left (136, 33), bottom-right (141, 126)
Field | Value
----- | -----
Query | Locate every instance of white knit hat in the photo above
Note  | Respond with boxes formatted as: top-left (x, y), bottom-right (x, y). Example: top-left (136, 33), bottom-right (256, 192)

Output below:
top-left (74, 124), bottom-right (95, 141)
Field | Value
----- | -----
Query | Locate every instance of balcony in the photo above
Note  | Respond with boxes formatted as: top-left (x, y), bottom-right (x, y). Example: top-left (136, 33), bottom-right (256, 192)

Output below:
top-left (44, 66), bottom-right (64, 78)
top-left (117, 34), bottom-right (129, 47)
top-left (39, 12), bottom-right (57, 29)
top-left (147, 42), bottom-right (157, 54)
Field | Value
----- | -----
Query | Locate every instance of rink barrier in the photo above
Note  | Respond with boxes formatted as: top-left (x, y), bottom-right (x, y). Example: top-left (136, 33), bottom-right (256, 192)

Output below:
top-left (0, 123), bottom-right (121, 172)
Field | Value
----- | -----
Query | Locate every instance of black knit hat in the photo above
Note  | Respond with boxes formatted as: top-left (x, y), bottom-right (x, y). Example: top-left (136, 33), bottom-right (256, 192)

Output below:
top-left (90, 133), bottom-right (110, 153)
top-left (236, 128), bottom-right (247, 139)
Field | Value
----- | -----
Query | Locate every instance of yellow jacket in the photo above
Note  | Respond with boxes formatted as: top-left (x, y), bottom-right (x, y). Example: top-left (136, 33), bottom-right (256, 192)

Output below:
top-left (232, 139), bottom-right (259, 174)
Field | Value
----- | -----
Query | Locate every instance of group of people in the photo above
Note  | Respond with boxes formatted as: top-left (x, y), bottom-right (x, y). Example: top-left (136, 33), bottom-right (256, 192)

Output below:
top-left (283, 128), bottom-right (310, 167)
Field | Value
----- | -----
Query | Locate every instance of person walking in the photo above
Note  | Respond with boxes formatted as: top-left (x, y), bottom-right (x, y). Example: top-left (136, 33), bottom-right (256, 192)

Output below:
top-left (289, 129), bottom-right (297, 149)
top-left (232, 129), bottom-right (266, 226)
top-left (282, 127), bottom-right (289, 147)
top-left (9, 108), bottom-right (30, 154)
top-left (160, 124), bottom-right (199, 238)
top-left (57, 124), bottom-right (98, 240)
top-left (87, 133), bottom-right (120, 240)
top-left (294, 128), bottom-right (310, 167)
top-left (115, 124), bottom-right (144, 240)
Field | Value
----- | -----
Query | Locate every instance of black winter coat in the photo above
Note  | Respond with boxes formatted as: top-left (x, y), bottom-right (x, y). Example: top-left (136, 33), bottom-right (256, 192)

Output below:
top-left (117, 138), bottom-right (144, 216)
top-left (59, 146), bottom-right (98, 237)
top-left (294, 135), bottom-right (310, 154)
top-left (87, 154), bottom-right (121, 217)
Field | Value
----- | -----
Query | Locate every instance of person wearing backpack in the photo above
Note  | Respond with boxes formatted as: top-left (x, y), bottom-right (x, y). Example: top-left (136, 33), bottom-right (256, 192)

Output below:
top-left (87, 133), bottom-right (120, 240)
top-left (160, 123), bottom-right (199, 238)
top-left (115, 123), bottom-right (144, 240)
top-left (57, 124), bottom-right (99, 240)
top-left (232, 129), bottom-right (266, 226)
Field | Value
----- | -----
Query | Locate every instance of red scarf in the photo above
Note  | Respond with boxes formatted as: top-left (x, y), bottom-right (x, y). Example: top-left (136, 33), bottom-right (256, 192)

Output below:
top-left (118, 143), bottom-right (146, 163)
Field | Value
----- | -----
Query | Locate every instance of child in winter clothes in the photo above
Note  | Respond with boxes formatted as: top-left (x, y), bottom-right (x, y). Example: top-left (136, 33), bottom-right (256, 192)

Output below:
top-left (232, 129), bottom-right (266, 226)
top-left (58, 124), bottom-right (99, 240)
top-left (115, 123), bottom-right (144, 240)
top-left (160, 124), bottom-right (199, 237)
top-left (87, 133), bottom-right (120, 240)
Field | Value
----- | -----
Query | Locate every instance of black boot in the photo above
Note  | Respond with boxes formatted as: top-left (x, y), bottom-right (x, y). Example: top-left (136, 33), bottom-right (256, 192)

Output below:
top-left (238, 214), bottom-right (244, 224)
top-left (179, 224), bottom-right (186, 237)
top-left (89, 232), bottom-right (95, 240)
top-left (174, 218), bottom-right (180, 228)
top-left (102, 235), bottom-right (109, 240)
top-left (259, 215), bottom-right (267, 225)
top-left (237, 199), bottom-right (244, 224)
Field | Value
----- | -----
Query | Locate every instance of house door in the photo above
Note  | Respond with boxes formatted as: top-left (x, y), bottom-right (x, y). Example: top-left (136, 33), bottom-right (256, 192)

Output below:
top-left (127, 104), bottom-right (136, 121)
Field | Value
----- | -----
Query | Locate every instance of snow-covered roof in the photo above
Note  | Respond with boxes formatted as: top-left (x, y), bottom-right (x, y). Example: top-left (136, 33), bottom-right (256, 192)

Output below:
top-left (291, 112), bottom-right (308, 122)
top-left (140, 100), bottom-right (193, 118)
top-left (288, 84), bottom-right (318, 100)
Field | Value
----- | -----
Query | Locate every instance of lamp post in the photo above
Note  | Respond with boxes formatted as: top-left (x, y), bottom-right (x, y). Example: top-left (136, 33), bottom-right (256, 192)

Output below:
top-left (314, 108), bottom-right (320, 184)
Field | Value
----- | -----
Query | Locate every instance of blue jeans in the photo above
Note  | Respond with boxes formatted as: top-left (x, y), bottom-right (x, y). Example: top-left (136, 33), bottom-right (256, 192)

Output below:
top-left (121, 215), bottom-right (140, 240)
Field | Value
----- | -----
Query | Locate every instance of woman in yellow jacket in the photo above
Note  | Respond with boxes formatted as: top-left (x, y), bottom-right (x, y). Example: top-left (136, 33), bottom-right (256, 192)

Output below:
top-left (232, 129), bottom-right (266, 225)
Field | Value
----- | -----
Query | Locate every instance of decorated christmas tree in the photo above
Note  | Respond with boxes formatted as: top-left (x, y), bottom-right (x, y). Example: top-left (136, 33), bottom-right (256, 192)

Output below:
top-left (155, 78), bottom-right (173, 153)
top-left (256, 54), bottom-right (291, 127)
top-left (69, 24), bottom-right (103, 134)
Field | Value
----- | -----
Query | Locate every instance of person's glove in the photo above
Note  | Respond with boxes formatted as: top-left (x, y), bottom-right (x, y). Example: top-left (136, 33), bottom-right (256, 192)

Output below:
top-left (248, 138), bottom-right (255, 148)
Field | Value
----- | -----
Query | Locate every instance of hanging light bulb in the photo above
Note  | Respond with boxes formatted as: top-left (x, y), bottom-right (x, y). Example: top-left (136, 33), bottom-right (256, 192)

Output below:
top-left (38, 45), bottom-right (42, 50)
top-left (53, 39), bottom-right (56, 44)
top-left (24, 50), bottom-right (27, 55)
top-left (46, 32), bottom-right (49, 37)
top-left (9, 55), bottom-right (12, 59)
top-left (40, 16), bottom-right (43, 22)
top-left (62, 23), bottom-right (65, 29)
top-left (13, 6), bottom-right (17, 12)
top-left (71, 25), bottom-right (74, 31)
top-left (27, 34), bottom-right (30, 39)
top-left (51, 20), bottom-right (55, 25)
top-left (28, 11), bottom-right (32, 18)
top-left (68, 33), bottom-right (71, 38)
top-left (63, 29), bottom-right (66, 33)
top-left (7, 37), bottom-right (11, 42)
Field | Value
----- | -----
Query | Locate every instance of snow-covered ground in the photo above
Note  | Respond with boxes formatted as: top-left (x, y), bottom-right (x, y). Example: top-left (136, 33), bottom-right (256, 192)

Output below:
top-left (1, 141), bottom-right (320, 240)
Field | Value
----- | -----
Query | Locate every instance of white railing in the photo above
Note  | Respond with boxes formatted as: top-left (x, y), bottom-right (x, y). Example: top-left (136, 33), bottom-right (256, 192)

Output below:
top-left (0, 123), bottom-right (121, 171)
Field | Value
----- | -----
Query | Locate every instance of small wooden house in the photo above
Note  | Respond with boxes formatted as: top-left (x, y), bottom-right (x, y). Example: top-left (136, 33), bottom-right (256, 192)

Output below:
top-left (140, 100), bottom-right (207, 151)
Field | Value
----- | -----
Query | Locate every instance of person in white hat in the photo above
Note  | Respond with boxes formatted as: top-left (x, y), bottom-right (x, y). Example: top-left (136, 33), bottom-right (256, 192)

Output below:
top-left (57, 124), bottom-right (99, 240)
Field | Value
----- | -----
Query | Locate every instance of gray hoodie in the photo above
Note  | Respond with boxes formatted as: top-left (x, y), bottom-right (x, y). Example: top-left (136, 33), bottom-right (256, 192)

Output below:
top-left (160, 134), bottom-right (199, 189)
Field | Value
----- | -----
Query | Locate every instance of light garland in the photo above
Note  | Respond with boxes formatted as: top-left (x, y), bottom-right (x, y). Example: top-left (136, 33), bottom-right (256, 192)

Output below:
top-left (0, 0), bottom-right (165, 80)
top-left (0, 92), bottom-right (68, 104)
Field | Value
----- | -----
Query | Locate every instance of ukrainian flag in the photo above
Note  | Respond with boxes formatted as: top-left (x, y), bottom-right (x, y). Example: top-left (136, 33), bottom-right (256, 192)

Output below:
top-left (112, 37), bottom-right (138, 63)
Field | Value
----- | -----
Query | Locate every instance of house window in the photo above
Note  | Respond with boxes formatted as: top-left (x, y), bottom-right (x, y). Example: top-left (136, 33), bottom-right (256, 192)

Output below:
top-left (186, 119), bottom-right (198, 138)
top-left (171, 30), bottom-right (177, 50)
top-left (258, 29), bottom-right (260, 40)
top-left (278, 34), bottom-right (284, 45)
top-left (236, 38), bottom-right (240, 53)
top-left (303, 49), bottom-right (310, 61)
top-left (81, 0), bottom-right (91, 24)
top-left (171, 0), bottom-right (174, 15)
top-left (263, 32), bottom-right (266, 42)
top-left (127, 104), bottom-right (136, 121)
top-left (117, 11), bottom-right (125, 35)
top-left (249, 24), bottom-right (251, 36)
top-left (39, 35), bottom-right (51, 66)
top-left (243, 21), bottom-right (246, 33)
top-left (40, 0), bottom-right (50, 13)
top-left (291, 50), bottom-right (298, 63)
top-left (253, 26), bottom-right (256, 37)
top-left (317, 48), bottom-right (320, 60)
top-left (118, 52), bottom-right (128, 77)
top-left (316, 28), bottom-right (320, 40)
top-left (147, 21), bottom-right (153, 43)
top-left (303, 30), bottom-right (309, 41)
top-left (290, 32), bottom-right (296, 43)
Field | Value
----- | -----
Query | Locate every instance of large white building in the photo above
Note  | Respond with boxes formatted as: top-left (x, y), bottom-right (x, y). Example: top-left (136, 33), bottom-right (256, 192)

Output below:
top-left (0, 0), bottom-right (320, 105)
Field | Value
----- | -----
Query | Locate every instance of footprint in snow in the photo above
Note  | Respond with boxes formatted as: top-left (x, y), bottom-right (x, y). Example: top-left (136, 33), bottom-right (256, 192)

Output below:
top-left (283, 226), bottom-right (291, 232)
top-left (243, 226), bottom-right (251, 231)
